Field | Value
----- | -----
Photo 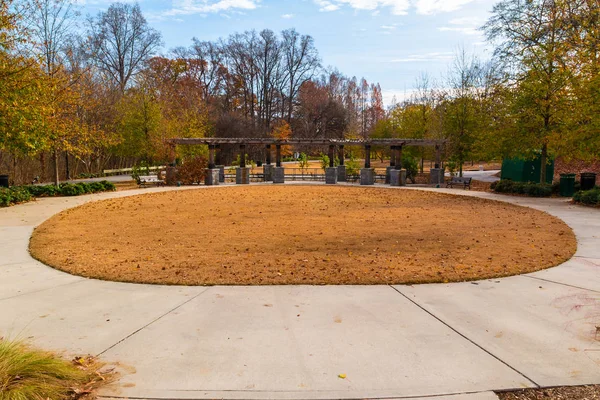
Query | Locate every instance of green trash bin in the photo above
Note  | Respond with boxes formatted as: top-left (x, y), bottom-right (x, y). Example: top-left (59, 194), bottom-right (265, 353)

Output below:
top-left (559, 173), bottom-right (576, 197)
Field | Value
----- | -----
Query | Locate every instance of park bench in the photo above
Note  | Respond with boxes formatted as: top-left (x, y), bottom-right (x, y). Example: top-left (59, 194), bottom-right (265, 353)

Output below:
top-left (138, 175), bottom-right (165, 187)
top-left (446, 176), bottom-right (472, 190)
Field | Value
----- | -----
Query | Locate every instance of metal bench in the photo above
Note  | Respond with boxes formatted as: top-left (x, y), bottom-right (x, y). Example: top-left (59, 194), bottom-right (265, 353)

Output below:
top-left (138, 175), bottom-right (165, 187)
top-left (446, 176), bottom-right (472, 190)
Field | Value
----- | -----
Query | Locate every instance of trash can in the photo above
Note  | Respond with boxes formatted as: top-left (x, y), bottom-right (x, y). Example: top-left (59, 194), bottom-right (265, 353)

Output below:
top-left (0, 175), bottom-right (8, 188)
top-left (580, 172), bottom-right (597, 191)
top-left (559, 173), bottom-right (576, 197)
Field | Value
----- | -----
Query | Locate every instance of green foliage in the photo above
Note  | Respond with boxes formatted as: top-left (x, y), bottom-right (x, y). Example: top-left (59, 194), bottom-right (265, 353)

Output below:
top-left (573, 187), bottom-right (600, 205)
top-left (0, 337), bottom-right (92, 400)
top-left (319, 154), bottom-right (339, 171)
top-left (0, 187), bottom-right (33, 207)
top-left (320, 154), bottom-right (330, 171)
top-left (231, 154), bottom-right (255, 168)
top-left (0, 181), bottom-right (116, 206)
top-left (345, 153), bottom-right (360, 176)
top-left (401, 155), bottom-right (419, 183)
top-left (131, 161), bottom-right (151, 182)
top-left (297, 153), bottom-right (309, 171)
top-left (492, 179), bottom-right (552, 197)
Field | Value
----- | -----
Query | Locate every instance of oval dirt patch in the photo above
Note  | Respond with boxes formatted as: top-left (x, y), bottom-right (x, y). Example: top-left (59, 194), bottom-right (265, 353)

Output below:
top-left (30, 186), bottom-right (576, 285)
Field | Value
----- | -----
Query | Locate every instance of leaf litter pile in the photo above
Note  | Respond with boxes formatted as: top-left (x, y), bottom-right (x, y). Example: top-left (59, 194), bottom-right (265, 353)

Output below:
top-left (30, 186), bottom-right (576, 285)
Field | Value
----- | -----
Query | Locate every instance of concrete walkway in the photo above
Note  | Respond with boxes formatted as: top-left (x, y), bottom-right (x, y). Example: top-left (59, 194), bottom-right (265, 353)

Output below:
top-left (0, 184), bottom-right (599, 400)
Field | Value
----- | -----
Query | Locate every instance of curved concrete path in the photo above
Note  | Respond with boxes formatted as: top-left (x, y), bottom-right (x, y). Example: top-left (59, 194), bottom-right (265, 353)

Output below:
top-left (1, 184), bottom-right (599, 400)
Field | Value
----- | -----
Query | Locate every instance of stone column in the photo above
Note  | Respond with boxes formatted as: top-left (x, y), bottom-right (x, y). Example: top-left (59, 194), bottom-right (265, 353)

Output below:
top-left (430, 144), bottom-right (444, 186)
top-left (273, 144), bottom-right (285, 183)
top-left (386, 146), bottom-right (396, 184)
top-left (215, 145), bottom-right (224, 183)
top-left (236, 144), bottom-right (250, 184)
top-left (360, 144), bottom-right (375, 185)
top-left (337, 145), bottom-right (346, 182)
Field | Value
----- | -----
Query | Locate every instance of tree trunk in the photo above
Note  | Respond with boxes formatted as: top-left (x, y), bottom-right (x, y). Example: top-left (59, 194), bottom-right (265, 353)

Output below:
top-left (65, 151), bottom-right (70, 180)
top-left (540, 143), bottom-right (548, 184)
top-left (53, 149), bottom-right (60, 186)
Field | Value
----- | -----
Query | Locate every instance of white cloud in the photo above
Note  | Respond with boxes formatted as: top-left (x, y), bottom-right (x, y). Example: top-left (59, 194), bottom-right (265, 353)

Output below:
top-left (281, 13), bottom-right (294, 18)
top-left (314, 0), bottom-right (410, 15)
top-left (412, 0), bottom-right (476, 15)
top-left (163, 0), bottom-right (259, 17)
top-left (313, 0), bottom-right (477, 15)
top-left (437, 16), bottom-right (485, 36)
top-left (389, 52), bottom-right (454, 63)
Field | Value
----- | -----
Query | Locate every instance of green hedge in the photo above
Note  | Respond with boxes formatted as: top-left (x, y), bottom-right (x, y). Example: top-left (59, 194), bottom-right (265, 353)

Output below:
top-left (491, 180), bottom-right (553, 197)
top-left (573, 187), bottom-right (600, 205)
top-left (0, 180), bottom-right (117, 207)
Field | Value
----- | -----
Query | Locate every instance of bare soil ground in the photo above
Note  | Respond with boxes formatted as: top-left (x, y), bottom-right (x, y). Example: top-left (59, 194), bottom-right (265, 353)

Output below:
top-left (498, 385), bottom-right (600, 399)
top-left (29, 186), bottom-right (576, 286)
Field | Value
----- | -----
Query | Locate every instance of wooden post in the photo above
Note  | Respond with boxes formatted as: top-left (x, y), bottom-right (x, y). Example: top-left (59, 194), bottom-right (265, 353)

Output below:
top-left (390, 146), bottom-right (396, 167)
top-left (276, 144), bottom-right (282, 167)
top-left (208, 145), bottom-right (216, 169)
top-left (395, 146), bottom-right (403, 170)
top-left (435, 144), bottom-right (441, 169)
top-left (365, 145), bottom-right (371, 169)
top-left (215, 144), bottom-right (221, 165)
top-left (240, 144), bottom-right (246, 168)
top-left (338, 145), bottom-right (344, 166)
top-left (328, 145), bottom-right (335, 168)
top-left (266, 144), bottom-right (271, 165)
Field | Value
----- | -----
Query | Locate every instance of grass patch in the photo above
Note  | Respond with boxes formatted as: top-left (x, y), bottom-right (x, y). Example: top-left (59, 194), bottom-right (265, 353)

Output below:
top-left (0, 337), bottom-right (112, 400)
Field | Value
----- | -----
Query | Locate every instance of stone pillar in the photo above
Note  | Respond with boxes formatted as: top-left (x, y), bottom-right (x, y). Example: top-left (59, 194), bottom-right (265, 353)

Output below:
top-left (386, 146), bottom-right (396, 184)
top-left (215, 145), bottom-right (224, 183)
top-left (276, 144), bottom-right (282, 167)
top-left (386, 166), bottom-right (394, 184)
top-left (430, 168), bottom-right (444, 185)
top-left (360, 168), bottom-right (375, 185)
top-left (236, 167), bottom-right (250, 184)
top-left (390, 169), bottom-right (407, 186)
top-left (326, 167), bottom-right (338, 184)
top-left (337, 165), bottom-right (347, 182)
top-left (263, 164), bottom-right (273, 182)
top-left (205, 168), bottom-right (220, 185)
top-left (273, 166), bottom-right (285, 183)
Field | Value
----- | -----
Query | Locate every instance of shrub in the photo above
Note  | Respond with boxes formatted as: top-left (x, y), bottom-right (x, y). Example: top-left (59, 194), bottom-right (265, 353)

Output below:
top-left (89, 182), bottom-right (105, 192)
top-left (60, 183), bottom-right (84, 196)
top-left (178, 156), bottom-right (208, 185)
top-left (0, 187), bottom-right (33, 207)
top-left (99, 180), bottom-right (116, 191)
top-left (492, 180), bottom-right (552, 197)
top-left (573, 187), bottom-right (600, 205)
top-left (0, 337), bottom-right (111, 400)
top-left (401, 155), bottom-right (419, 184)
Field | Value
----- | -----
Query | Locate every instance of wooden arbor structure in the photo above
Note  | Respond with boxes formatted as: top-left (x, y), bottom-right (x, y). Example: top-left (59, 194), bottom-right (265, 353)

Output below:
top-left (166, 137), bottom-right (446, 185)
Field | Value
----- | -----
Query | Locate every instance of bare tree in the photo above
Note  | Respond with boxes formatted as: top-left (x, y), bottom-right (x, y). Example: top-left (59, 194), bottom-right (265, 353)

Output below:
top-left (87, 2), bottom-right (162, 93)
top-left (281, 29), bottom-right (320, 123)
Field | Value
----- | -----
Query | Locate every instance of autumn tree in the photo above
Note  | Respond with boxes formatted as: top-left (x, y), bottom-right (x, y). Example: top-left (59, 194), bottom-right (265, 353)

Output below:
top-left (485, 0), bottom-right (571, 183)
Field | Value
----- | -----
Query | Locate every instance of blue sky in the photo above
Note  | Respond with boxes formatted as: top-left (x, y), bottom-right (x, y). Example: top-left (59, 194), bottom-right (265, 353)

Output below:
top-left (78, 0), bottom-right (496, 105)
